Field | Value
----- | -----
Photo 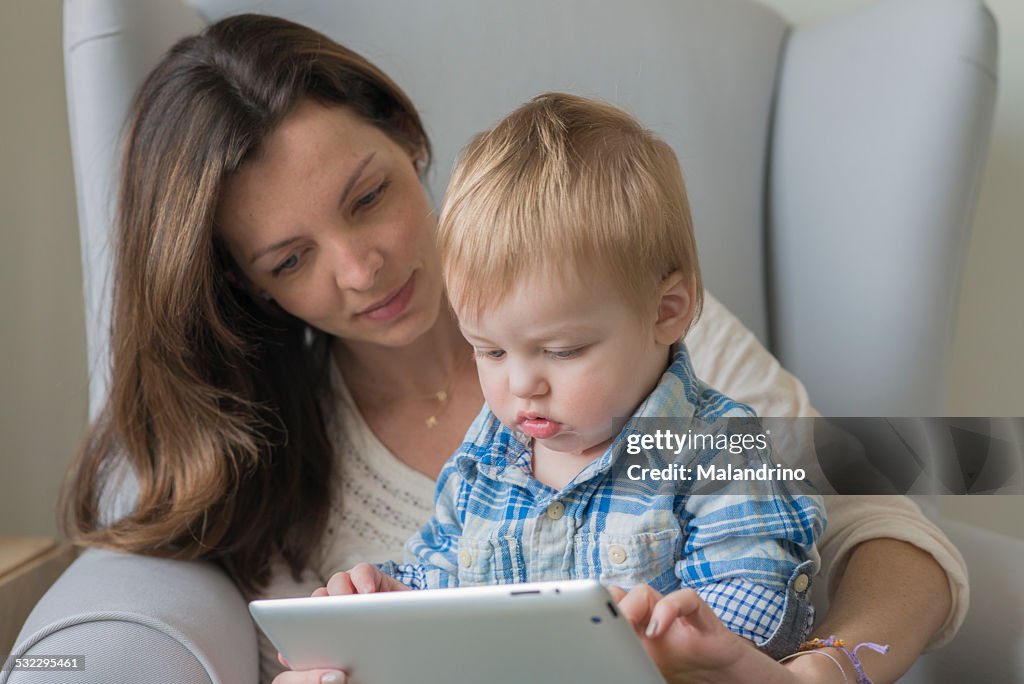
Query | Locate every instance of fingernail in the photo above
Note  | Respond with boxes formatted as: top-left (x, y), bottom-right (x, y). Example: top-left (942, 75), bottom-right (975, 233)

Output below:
top-left (321, 673), bottom-right (344, 684)
top-left (645, 618), bottom-right (659, 638)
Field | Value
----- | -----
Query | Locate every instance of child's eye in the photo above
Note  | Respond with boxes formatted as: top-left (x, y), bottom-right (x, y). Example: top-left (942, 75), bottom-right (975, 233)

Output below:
top-left (354, 180), bottom-right (390, 210)
top-left (547, 347), bottom-right (584, 360)
top-left (475, 349), bottom-right (506, 360)
top-left (272, 253), bottom-right (301, 277)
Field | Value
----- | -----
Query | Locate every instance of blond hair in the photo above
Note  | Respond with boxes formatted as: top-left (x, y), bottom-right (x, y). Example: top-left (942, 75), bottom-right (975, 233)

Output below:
top-left (438, 92), bottom-right (703, 322)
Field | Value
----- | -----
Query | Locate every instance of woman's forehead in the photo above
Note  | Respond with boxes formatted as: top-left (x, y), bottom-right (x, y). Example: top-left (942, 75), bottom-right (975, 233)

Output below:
top-left (253, 102), bottom-right (388, 181)
top-left (215, 103), bottom-right (400, 244)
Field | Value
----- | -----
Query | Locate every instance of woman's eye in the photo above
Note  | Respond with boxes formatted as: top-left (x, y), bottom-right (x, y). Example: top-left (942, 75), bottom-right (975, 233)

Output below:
top-left (548, 347), bottom-right (583, 360)
top-left (355, 180), bottom-right (390, 209)
top-left (272, 253), bottom-right (300, 277)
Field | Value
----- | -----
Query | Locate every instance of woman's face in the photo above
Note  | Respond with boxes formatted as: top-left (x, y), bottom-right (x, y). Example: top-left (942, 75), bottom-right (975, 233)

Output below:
top-left (217, 99), bottom-right (443, 347)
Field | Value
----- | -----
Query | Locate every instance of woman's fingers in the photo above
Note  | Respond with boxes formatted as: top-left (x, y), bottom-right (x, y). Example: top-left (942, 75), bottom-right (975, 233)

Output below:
top-left (606, 585), bottom-right (628, 602)
top-left (647, 588), bottom-right (704, 638)
top-left (615, 584), bottom-right (664, 636)
top-left (271, 668), bottom-right (347, 684)
top-left (613, 585), bottom-right (713, 640)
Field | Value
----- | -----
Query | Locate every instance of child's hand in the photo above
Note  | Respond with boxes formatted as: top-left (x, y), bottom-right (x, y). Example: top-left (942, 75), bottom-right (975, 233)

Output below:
top-left (313, 562), bottom-right (411, 597)
top-left (609, 584), bottom-right (802, 684)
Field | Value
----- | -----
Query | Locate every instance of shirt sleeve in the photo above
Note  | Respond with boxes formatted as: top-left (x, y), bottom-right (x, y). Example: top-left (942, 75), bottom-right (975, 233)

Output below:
top-left (379, 455), bottom-right (469, 590)
top-left (676, 405), bottom-right (826, 650)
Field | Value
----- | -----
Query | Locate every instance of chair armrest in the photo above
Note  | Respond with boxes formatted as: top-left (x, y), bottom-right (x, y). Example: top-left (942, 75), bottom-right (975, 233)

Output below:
top-left (901, 517), bottom-right (1024, 682)
top-left (2, 549), bottom-right (258, 684)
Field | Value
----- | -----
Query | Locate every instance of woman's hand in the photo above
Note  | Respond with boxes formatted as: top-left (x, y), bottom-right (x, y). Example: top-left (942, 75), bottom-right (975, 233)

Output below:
top-left (609, 585), bottom-right (812, 684)
top-left (609, 584), bottom-right (750, 683)
top-left (272, 564), bottom-right (410, 683)
top-left (271, 652), bottom-right (347, 684)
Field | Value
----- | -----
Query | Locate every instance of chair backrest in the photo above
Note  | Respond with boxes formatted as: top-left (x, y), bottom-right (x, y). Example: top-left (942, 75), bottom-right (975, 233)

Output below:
top-left (768, 0), bottom-right (997, 416)
top-left (63, 0), bottom-right (997, 417)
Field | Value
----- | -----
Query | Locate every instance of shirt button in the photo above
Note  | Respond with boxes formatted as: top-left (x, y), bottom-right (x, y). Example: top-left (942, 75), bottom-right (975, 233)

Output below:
top-left (608, 545), bottom-right (628, 565)
top-left (458, 549), bottom-right (473, 568)
top-left (546, 501), bottom-right (565, 520)
top-left (793, 573), bottom-right (810, 593)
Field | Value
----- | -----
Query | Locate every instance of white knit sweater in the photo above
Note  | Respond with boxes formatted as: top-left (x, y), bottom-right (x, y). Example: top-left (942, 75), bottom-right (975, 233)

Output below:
top-left (256, 292), bottom-right (969, 683)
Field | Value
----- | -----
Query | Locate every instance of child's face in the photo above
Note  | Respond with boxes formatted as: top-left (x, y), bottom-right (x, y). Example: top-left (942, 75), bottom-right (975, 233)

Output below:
top-left (456, 267), bottom-right (671, 460)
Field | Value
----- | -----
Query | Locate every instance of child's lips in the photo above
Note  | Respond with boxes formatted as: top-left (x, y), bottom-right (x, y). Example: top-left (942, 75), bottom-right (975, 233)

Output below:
top-left (517, 414), bottom-right (563, 439)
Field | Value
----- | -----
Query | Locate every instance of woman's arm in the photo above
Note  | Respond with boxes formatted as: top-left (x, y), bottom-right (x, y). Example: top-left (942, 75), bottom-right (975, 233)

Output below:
top-left (785, 538), bottom-right (950, 683)
top-left (614, 538), bottom-right (951, 684)
top-left (688, 292), bottom-right (969, 674)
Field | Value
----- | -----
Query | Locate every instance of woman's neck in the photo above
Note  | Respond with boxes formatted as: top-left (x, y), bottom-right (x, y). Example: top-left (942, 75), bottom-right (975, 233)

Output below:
top-left (333, 304), bottom-right (471, 405)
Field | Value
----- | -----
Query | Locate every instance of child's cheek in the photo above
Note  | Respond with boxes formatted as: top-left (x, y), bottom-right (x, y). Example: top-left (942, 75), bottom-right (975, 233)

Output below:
top-left (565, 365), bottom-right (643, 431)
top-left (558, 374), bottom-right (611, 426)
top-left (477, 365), bottom-right (512, 419)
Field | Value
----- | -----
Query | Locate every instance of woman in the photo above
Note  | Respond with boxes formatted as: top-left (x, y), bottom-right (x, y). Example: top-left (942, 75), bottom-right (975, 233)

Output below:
top-left (60, 13), bottom-right (965, 684)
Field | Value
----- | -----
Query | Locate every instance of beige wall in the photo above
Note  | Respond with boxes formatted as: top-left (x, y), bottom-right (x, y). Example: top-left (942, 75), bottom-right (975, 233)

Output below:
top-left (0, 2), bottom-right (88, 537)
top-left (0, 1), bottom-right (1020, 539)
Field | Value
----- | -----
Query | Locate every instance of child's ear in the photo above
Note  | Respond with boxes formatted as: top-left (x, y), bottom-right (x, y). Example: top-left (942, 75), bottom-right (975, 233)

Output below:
top-left (653, 270), bottom-right (696, 346)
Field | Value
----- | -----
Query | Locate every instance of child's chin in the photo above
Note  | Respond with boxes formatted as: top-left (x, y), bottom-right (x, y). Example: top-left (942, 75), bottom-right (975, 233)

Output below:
top-left (540, 435), bottom-right (610, 458)
top-left (535, 434), bottom-right (578, 451)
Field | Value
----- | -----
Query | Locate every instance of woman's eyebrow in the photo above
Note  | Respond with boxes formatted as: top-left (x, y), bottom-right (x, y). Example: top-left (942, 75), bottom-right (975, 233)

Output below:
top-left (247, 153), bottom-right (377, 266)
top-left (337, 152), bottom-right (376, 208)
top-left (249, 236), bottom-right (303, 266)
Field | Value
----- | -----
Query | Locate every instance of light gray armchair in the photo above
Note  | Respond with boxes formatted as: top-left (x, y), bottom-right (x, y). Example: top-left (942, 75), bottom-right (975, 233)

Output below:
top-left (8, 0), bottom-right (1017, 682)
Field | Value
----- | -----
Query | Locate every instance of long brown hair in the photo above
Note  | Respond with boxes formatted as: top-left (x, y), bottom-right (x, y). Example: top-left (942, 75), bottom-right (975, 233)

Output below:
top-left (59, 14), bottom-right (431, 594)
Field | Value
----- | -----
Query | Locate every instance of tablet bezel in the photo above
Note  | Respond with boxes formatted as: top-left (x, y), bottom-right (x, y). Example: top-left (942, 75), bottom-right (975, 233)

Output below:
top-left (250, 579), bottom-right (666, 684)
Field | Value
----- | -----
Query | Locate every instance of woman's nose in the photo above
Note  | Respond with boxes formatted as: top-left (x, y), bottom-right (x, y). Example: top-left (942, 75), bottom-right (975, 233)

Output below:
top-left (508, 361), bottom-right (549, 399)
top-left (329, 236), bottom-right (384, 292)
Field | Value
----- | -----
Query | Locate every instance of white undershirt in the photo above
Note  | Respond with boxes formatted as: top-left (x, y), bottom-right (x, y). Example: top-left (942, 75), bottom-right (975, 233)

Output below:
top-left (319, 360), bottom-right (437, 572)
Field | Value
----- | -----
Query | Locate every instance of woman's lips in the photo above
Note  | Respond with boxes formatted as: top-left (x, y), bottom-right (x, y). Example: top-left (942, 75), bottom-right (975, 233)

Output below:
top-left (518, 415), bottom-right (563, 440)
top-left (359, 274), bottom-right (415, 322)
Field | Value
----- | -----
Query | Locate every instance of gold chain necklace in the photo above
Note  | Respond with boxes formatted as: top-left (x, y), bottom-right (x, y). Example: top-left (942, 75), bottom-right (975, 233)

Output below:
top-left (423, 351), bottom-right (472, 429)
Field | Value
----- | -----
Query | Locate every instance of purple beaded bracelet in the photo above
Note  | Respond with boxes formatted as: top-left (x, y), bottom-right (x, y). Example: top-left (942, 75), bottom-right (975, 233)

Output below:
top-left (797, 635), bottom-right (891, 684)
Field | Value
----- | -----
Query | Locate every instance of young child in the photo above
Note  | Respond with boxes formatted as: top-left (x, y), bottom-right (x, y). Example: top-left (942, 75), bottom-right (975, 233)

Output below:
top-left (325, 93), bottom-right (826, 676)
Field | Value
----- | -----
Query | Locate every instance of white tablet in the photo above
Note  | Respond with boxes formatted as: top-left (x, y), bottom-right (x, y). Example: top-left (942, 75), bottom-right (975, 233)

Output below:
top-left (249, 580), bottom-right (666, 684)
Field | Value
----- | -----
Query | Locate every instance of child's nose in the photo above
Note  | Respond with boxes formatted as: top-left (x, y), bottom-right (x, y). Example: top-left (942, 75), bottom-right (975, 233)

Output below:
top-left (508, 362), bottom-right (549, 399)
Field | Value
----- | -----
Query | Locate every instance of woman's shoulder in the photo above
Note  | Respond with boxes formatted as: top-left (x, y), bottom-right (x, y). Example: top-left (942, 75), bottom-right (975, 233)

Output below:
top-left (686, 291), bottom-right (817, 419)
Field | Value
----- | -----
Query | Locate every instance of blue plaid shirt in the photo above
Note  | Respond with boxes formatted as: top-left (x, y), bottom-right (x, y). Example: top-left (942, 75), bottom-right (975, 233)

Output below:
top-left (379, 344), bottom-right (825, 647)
